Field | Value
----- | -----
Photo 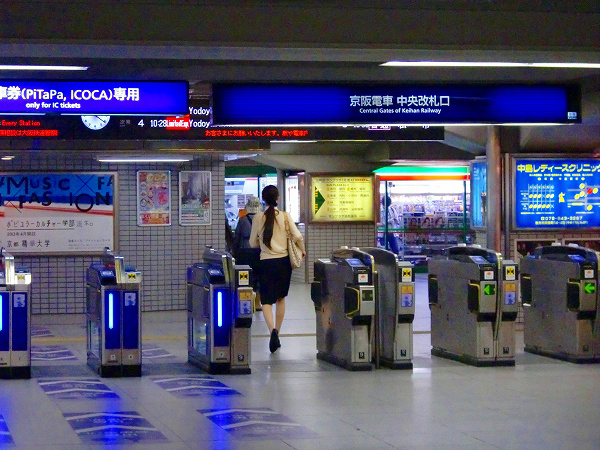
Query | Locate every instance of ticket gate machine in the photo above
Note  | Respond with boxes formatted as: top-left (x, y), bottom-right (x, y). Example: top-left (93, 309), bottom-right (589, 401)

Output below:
top-left (86, 248), bottom-right (142, 377)
top-left (0, 249), bottom-right (32, 379)
top-left (428, 245), bottom-right (519, 366)
top-left (311, 248), bottom-right (375, 370)
top-left (187, 247), bottom-right (254, 374)
top-left (362, 247), bottom-right (415, 369)
top-left (521, 244), bottom-right (600, 363)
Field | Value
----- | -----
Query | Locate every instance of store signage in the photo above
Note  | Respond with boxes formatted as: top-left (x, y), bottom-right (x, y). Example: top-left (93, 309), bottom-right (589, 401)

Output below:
top-left (0, 80), bottom-right (188, 115)
top-left (0, 173), bottom-right (115, 254)
top-left (311, 175), bottom-right (374, 222)
top-left (514, 158), bottom-right (600, 229)
top-left (212, 83), bottom-right (581, 125)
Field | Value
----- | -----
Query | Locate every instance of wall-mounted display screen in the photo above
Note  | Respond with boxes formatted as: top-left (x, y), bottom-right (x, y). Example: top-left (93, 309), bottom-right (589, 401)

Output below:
top-left (470, 160), bottom-right (487, 228)
top-left (310, 175), bottom-right (374, 222)
top-left (514, 158), bottom-right (600, 229)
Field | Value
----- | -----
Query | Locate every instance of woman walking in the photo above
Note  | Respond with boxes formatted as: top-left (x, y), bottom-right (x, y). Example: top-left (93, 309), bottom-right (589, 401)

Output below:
top-left (250, 185), bottom-right (305, 353)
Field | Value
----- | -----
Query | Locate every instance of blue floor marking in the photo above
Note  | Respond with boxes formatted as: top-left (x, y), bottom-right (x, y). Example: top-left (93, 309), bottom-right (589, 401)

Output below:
top-left (31, 345), bottom-right (77, 361)
top-left (200, 407), bottom-right (318, 439)
top-left (0, 415), bottom-right (14, 444)
top-left (152, 375), bottom-right (242, 397)
top-left (38, 378), bottom-right (120, 400)
top-left (64, 411), bottom-right (168, 444)
top-left (31, 326), bottom-right (54, 338)
top-left (142, 344), bottom-right (176, 361)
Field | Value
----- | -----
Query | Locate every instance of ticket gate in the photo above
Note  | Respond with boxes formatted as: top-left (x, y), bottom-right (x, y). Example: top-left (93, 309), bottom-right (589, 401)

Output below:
top-left (428, 245), bottom-right (519, 366)
top-left (86, 248), bottom-right (142, 377)
top-left (362, 247), bottom-right (415, 369)
top-left (521, 244), bottom-right (600, 363)
top-left (0, 249), bottom-right (32, 379)
top-left (187, 247), bottom-right (254, 374)
top-left (311, 248), bottom-right (375, 370)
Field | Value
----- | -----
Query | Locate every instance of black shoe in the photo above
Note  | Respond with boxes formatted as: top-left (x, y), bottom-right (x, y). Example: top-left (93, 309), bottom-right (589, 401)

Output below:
top-left (269, 329), bottom-right (279, 353)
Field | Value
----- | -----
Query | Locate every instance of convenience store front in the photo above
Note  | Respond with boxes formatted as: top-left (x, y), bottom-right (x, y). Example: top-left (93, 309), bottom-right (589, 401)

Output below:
top-left (374, 165), bottom-right (473, 266)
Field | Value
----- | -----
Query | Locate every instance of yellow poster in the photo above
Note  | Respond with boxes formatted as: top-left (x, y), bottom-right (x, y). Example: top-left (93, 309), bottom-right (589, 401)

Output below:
top-left (311, 176), bottom-right (374, 222)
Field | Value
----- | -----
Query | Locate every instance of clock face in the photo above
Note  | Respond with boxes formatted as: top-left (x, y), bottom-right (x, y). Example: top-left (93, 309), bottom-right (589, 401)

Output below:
top-left (81, 115), bottom-right (110, 130)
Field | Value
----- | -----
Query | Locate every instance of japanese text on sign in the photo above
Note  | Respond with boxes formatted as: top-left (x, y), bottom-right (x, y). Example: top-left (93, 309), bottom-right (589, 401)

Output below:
top-left (0, 173), bottom-right (115, 253)
top-left (311, 176), bottom-right (374, 222)
top-left (515, 159), bottom-right (600, 229)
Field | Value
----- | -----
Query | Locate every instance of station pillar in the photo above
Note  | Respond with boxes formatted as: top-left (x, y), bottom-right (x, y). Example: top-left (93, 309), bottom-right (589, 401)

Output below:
top-left (486, 126), bottom-right (502, 252)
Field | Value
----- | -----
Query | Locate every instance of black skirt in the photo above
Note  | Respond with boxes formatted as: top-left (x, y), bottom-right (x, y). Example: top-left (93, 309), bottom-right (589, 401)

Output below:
top-left (258, 256), bottom-right (292, 305)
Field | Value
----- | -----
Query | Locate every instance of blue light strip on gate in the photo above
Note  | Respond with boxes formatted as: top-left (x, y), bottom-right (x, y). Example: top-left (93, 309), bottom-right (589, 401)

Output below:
top-left (217, 291), bottom-right (223, 327)
top-left (108, 293), bottom-right (114, 330)
top-left (0, 295), bottom-right (3, 331)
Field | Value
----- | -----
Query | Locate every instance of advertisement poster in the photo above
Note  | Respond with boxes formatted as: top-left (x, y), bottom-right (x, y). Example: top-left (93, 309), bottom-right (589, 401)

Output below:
top-left (311, 176), bottom-right (374, 222)
top-left (179, 171), bottom-right (211, 226)
top-left (0, 173), bottom-right (115, 254)
top-left (137, 171), bottom-right (171, 226)
top-left (471, 160), bottom-right (487, 228)
top-left (514, 158), bottom-right (600, 229)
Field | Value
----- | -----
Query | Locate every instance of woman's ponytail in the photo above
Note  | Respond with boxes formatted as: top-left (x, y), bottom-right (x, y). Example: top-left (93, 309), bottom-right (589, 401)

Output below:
top-left (261, 185), bottom-right (279, 249)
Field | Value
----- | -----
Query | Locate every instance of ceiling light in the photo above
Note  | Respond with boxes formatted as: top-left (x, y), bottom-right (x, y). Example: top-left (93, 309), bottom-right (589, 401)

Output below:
top-left (1, 155), bottom-right (15, 161)
top-left (0, 65), bottom-right (89, 71)
top-left (270, 140), bottom-right (318, 143)
top-left (380, 61), bottom-right (600, 68)
top-left (97, 157), bottom-right (191, 163)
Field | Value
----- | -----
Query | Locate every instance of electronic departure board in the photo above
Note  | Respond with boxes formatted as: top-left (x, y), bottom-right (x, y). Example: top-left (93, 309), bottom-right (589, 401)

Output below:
top-left (514, 158), bottom-right (600, 229)
top-left (0, 112), bottom-right (443, 141)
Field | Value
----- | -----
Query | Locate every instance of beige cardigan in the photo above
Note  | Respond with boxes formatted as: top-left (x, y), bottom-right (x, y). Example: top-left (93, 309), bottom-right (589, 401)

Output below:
top-left (249, 208), bottom-right (305, 260)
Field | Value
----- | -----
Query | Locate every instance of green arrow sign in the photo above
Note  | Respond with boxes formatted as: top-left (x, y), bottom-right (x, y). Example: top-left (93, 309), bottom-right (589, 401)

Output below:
top-left (314, 187), bottom-right (325, 214)
top-left (483, 284), bottom-right (496, 296)
top-left (584, 282), bottom-right (596, 294)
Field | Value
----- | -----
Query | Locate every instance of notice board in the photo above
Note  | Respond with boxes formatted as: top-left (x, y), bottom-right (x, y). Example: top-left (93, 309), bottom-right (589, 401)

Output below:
top-left (0, 172), bottom-right (116, 254)
top-left (310, 175), bottom-right (374, 222)
top-left (514, 158), bottom-right (600, 229)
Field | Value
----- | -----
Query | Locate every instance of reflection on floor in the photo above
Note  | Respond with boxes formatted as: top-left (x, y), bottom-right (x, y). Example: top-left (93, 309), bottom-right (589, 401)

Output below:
top-left (0, 280), bottom-right (597, 449)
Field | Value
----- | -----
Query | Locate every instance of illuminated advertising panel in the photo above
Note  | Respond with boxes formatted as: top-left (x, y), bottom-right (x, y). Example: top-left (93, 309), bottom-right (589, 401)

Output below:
top-left (311, 175), bottom-right (374, 222)
top-left (470, 161), bottom-right (487, 228)
top-left (212, 84), bottom-right (580, 125)
top-left (0, 80), bottom-right (188, 115)
top-left (514, 158), bottom-right (600, 229)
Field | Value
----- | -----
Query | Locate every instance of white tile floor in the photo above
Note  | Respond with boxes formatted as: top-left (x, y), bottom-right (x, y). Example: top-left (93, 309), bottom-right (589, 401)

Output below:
top-left (0, 277), bottom-right (597, 449)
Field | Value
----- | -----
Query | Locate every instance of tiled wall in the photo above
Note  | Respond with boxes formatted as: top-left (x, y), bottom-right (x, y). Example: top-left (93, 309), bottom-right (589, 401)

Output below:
top-left (6, 153), bottom-right (224, 314)
top-left (305, 222), bottom-right (376, 281)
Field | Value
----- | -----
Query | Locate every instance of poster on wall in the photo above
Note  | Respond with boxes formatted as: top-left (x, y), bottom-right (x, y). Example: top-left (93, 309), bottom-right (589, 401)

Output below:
top-left (310, 175), bottom-right (374, 222)
top-left (0, 172), bottom-right (115, 254)
top-left (471, 160), bottom-right (487, 228)
top-left (514, 158), bottom-right (600, 229)
top-left (137, 170), bottom-right (171, 226)
top-left (179, 171), bottom-right (212, 226)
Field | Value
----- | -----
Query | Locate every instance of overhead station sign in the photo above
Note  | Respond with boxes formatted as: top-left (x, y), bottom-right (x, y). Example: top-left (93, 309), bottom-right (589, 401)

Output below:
top-left (212, 84), bottom-right (581, 125)
top-left (311, 175), bottom-right (374, 222)
top-left (0, 102), bottom-right (443, 140)
top-left (514, 158), bottom-right (600, 229)
top-left (0, 80), bottom-right (188, 115)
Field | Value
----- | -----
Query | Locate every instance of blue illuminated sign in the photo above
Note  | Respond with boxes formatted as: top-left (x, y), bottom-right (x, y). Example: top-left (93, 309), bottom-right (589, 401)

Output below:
top-left (471, 161), bottom-right (487, 228)
top-left (212, 84), bottom-right (580, 125)
top-left (514, 158), bottom-right (600, 229)
top-left (217, 291), bottom-right (223, 327)
top-left (108, 293), bottom-right (114, 330)
top-left (0, 81), bottom-right (188, 115)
